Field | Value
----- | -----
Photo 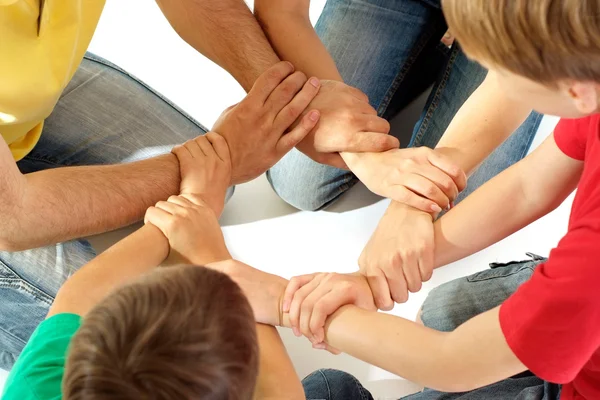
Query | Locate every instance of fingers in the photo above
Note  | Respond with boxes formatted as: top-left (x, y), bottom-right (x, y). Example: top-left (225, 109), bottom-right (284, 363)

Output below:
top-left (172, 143), bottom-right (193, 162)
top-left (427, 151), bottom-right (467, 192)
top-left (273, 77), bottom-right (321, 134)
top-left (288, 275), bottom-right (323, 336)
top-left (276, 110), bottom-right (320, 156)
top-left (309, 290), bottom-right (352, 343)
top-left (346, 131), bottom-right (400, 153)
top-left (402, 174), bottom-right (450, 209)
top-left (195, 135), bottom-right (215, 158)
top-left (355, 114), bottom-right (391, 134)
top-left (366, 269), bottom-right (394, 311)
top-left (384, 268), bottom-right (410, 304)
top-left (283, 274), bottom-right (317, 313)
top-left (412, 164), bottom-right (459, 205)
top-left (401, 256), bottom-right (423, 294)
top-left (299, 285), bottom-right (332, 343)
top-left (266, 71), bottom-right (310, 117)
top-left (387, 186), bottom-right (442, 214)
top-left (206, 132), bottom-right (231, 164)
top-left (419, 243), bottom-right (434, 282)
top-left (144, 206), bottom-right (174, 235)
top-left (248, 61), bottom-right (296, 105)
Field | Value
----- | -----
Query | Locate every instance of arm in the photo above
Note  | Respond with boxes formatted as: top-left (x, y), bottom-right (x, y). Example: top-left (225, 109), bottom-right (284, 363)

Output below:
top-left (315, 306), bottom-right (525, 392)
top-left (435, 72), bottom-right (533, 176)
top-left (156, 0), bottom-right (280, 92)
top-left (254, 0), bottom-right (343, 82)
top-left (0, 136), bottom-right (180, 251)
top-left (433, 133), bottom-right (582, 268)
top-left (49, 224), bottom-right (169, 316)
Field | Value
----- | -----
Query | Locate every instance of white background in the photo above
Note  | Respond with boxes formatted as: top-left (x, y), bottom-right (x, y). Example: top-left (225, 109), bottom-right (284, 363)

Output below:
top-left (1, 1), bottom-right (568, 398)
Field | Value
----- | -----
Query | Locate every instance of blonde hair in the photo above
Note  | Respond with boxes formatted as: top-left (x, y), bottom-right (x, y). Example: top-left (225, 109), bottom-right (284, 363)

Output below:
top-left (442, 0), bottom-right (600, 84)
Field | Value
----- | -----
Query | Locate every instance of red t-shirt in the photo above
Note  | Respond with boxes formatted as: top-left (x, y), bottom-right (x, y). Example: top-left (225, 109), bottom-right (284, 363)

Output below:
top-left (499, 115), bottom-right (600, 399)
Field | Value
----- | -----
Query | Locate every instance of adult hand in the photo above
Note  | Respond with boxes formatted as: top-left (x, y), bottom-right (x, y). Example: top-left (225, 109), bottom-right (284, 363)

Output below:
top-left (359, 202), bottom-right (434, 310)
top-left (208, 259), bottom-right (288, 327)
top-left (172, 132), bottom-right (231, 216)
top-left (283, 272), bottom-right (376, 345)
top-left (144, 194), bottom-right (230, 265)
top-left (344, 147), bottom-right (467, 213)
top-left (213, 61), bottom-right (321, 184)
top-left (295, 80), bottom-right (399, 169)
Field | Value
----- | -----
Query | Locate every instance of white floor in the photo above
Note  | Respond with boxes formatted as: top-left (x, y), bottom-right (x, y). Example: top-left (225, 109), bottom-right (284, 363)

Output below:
top-left (0, 1), bottom-right (569, 398)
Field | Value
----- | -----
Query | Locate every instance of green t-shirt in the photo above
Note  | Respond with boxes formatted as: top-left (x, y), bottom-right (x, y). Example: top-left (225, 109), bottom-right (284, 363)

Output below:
top-left (2, 313), bottom-right (81, 400)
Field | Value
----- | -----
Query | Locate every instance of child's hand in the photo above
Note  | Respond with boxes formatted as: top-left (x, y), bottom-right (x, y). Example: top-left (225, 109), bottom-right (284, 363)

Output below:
top-left (207, 259), bottom-right (288, 327)
top-left (343, 147), bottom-right (466, 213)
top-left (213, 61), bottom-right (321, 184)
top-left (282, 273), bottom-right (376, 346)
top-left (359, 202), bottom-right (435, 310)
top-left (144, 194), bottom-right (230, 265)
top-left (172, 132), bottom-right (231, 217)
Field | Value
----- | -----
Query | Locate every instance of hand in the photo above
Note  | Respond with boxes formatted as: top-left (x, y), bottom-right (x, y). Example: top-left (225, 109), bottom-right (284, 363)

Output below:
top-left (359, 202), bottom-right (434, 310)
top-left (207, 259), bottom-right (287, 327)
top-left (282, 273), bottom-right (376, 346)
top-left (172, 132), bottom-right (231, 216)
top-left (344, 147), bottom-right (467, 213)
top-left (144, 194), bottom-right (230, 265)
top-left (213, 61), bottom-right (321, 184)
top-left (295, 80), bottom-right (399, 169)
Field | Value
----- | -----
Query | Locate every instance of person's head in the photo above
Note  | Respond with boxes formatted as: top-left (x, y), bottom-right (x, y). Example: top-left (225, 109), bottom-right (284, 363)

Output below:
top-left (63, 265), bottom-right (259, 400)
top-left (442, 0), bottom-right (600, 118)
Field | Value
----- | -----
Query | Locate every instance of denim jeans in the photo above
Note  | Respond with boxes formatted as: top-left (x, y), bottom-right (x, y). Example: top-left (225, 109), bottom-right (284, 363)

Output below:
top-left (0, 53), bottom-right (209, 370)
top-left (268, 0), bottom-right (543, 211)
top-left (302, 255), bottom-right (562, 400)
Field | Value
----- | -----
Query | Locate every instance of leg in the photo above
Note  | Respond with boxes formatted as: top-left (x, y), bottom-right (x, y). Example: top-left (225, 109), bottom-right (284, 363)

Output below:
top-left (410, 44), bottom-right (543, 202)
top-left (0, 53), bottom-right (211, 370)
top-left (302, 369), bottom-right (374, 400)
top-left (400, 257), bottom-right (561, 399)
top-left (269, 0), bottom-right (449, 211)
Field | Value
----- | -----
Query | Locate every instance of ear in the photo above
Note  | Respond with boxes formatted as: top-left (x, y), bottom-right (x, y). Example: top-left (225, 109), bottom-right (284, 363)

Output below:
top-left (567, 82), bottom-right (600, 114)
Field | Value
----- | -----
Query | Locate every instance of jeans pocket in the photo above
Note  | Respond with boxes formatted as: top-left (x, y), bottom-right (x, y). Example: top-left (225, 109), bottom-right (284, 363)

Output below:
top-left (0, 261), bottom-right (53, 370)
top-left (467, 260), bottom-right (537, 283)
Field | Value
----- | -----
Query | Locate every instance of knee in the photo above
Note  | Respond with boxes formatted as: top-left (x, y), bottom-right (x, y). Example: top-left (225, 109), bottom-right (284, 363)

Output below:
top-left (268, 151), bottom-right (355, 211)
top-left (302, 369), bottom-right (372, 400)
top-left (419, 282), bottom-right (468, 332)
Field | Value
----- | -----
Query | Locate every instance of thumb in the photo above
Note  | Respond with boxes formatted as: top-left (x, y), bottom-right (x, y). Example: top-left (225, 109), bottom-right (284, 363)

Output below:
top-left (276, 110), bottom-right (320, 156)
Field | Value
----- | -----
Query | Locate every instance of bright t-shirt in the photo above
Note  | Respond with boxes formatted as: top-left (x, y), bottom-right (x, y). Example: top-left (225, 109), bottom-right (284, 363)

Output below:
top-left (0, 0), bottom-right (105, 161)
top-left (500, 115), bottom-right (600, 400)
top-left (2, 313), bottom-right (81, 399)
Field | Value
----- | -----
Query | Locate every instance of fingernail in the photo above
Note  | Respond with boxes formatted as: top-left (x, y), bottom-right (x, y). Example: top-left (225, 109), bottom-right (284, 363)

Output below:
top-left (286, 61), bottom-right (294, 70)
top-left (293, 327), bottom-right (301, 337)
top-left (309, 111), bottom-right (320, 122)
top-left (309, 77), bottom-right (320, 87)
top-left (431, 204), bottom-right (442, 213)
top-left (313, 343), bottom-right (326, 350)
top-left (282, 300), bottom-right (290, 313)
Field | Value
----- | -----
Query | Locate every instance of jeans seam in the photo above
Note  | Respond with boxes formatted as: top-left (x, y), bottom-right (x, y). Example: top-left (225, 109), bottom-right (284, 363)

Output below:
top-left (0, 325), bottom-right (26, 346)
top-left (517, 112), bottom-right (544, 159)
top-left (411, 45), bottom-right (460, 147)
top-left (19, 155), bottom-right (64, 167)
top-left (317, 369), bottom-right (332, 400)
top-left (0, 260), bottom-right (55, 303)
top-left (83, 53), bottom-right (209, 133)
top-left (376, 21), bottom-right (442, 117)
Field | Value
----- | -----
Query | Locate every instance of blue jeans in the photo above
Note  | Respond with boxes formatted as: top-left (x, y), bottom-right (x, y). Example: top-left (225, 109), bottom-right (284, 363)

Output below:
top-left (302, 255), bottom-right (562, 400)
top-left (0, 54), bottom-right (209, 370)
top-left (268, 0), bottom-right (543, 211)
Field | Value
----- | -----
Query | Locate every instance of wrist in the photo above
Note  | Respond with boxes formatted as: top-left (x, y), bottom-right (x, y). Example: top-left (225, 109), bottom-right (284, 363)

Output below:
top-left (389, 201), bottom-right (436, 222)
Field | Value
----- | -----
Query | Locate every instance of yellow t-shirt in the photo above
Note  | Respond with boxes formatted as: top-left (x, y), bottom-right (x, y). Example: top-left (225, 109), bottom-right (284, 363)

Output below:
top-left (0, 0), bottom-right (105, 161)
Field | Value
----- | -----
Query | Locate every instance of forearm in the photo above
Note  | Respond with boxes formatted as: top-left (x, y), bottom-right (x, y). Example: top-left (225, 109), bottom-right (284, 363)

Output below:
top-left (254, 324), bottom-right (304, 400)
top-left (435, 73), bottom-right (532, 176)
top-left (51, 224), bottom-right (169, 316)
top-left (434, 135), bottom-right (582, 267)
top-left (255, 4), bottom-right (343, 81)
top-left (289, 306), bottom-right (522, 392)
top-left (157, 0), bottom-right (280, 92)
top-left (6, 154), bottom-right (180, 251)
